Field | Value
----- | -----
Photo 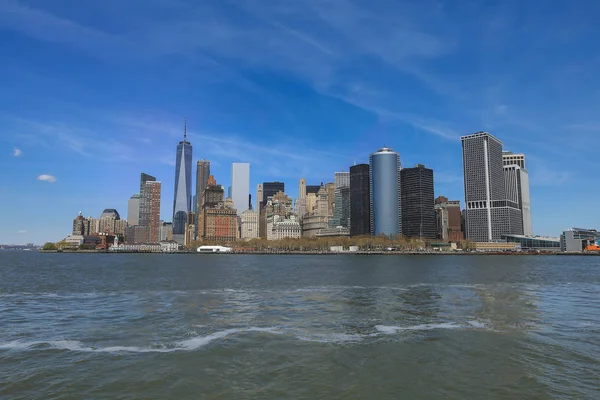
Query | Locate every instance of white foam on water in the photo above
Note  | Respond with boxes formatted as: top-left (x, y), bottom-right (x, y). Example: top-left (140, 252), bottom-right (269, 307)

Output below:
top-left (295, 332), bottom-right (364, 343)
top-left (374, 325), bottom-right (401, 334)
top-left (467, 320), bottom-right (487, 329)
top-left (375, 322), bottom-right (463, 334)
top-left (178, 327), bottom-right (282, 350)
top-left (0, 327), bottom-right (283, 353)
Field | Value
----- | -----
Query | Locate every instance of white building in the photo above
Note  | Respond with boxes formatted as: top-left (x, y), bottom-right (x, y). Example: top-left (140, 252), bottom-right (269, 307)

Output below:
top-left (503, 160), bottom-right (532, 236)
top-left (241, 209), bottom-right (259, 239)
top-left (231, 163), bottom-right (250, 215)
top-left (267, 215), bottom-right (301, 240)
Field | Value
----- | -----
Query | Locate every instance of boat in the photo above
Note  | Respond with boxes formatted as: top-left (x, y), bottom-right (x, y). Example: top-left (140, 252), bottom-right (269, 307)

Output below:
top-left (197, 245), bottom-right (233, 253)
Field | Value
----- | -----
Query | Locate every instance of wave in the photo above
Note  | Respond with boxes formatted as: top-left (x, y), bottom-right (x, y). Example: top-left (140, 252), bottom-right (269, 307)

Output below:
top-left (0, 322), bottom-right (491, 353)
top-left (0, 327), bottom-right (282, 353)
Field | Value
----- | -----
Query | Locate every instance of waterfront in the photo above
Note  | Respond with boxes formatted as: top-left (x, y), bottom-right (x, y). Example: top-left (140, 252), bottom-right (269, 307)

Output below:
top-left (1, 253), bottom-right (599, 399)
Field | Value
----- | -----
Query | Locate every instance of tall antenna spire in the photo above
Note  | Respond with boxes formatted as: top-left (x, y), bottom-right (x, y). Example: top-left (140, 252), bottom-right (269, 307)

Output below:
top-left (184, 116), bottom-right (187, 141)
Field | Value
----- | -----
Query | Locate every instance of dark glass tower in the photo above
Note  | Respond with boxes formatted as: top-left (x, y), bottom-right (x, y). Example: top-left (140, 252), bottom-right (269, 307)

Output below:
top-left (260, 182), bottom-right (284, 209)
top-left (400, 164), bottom-right (436, 239)
top-left (350, 163), bottom-right (371, 236)
top-left (173, 119), bottom-right (193, 244)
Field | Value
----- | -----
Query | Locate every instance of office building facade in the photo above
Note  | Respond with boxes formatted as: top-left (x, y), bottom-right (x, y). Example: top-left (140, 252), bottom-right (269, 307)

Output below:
top-left (462, 132), bottom-right (523, 242)
top-left (400, 165), bottom-right (436, 239)
top-left (434, 196), bottom-right (464, 242)
top-left (503, 152), bottom-right (532, 236)
top-left (369, 147), bottom-right (401, 236)
top-left (350, 163), bottom-right (371, 236)
top-left (241, 209), bottom-right (259, 239)
top-left (172, 121), bottom-right (193, 245)
top-left (127, 194), bottom-right (140, 226)
top-left (231, 163), bottom-right (250, 215)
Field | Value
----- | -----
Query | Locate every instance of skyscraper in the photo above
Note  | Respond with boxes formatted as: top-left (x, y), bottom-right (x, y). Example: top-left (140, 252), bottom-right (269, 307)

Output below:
top-left (334, 172), bottom-right (350, 188)
top-left (141, 180), bottom-right (161, 243)
top-left (231, 163), bottom-right (250, 215)
top-left (127, 194), bottom-right (141, 226)
top-left (261, 182), bottom-right (284, 210)
top-left (369, 147), bottom-right (401, 236)
top-left (256, 184), bottom-right (263, 208)
top-left (172, 119), bottom-right (193, 245)
top-left (503, 151), bottom-right (531, 236)
top-left (502, 152), bottom-right (525, 168)
top-left (400, 164), bottom-right (436, 239)
top-left (330, 172), bottom-right (350, 229)
top-left (461, 132), bottom-right (523, 242)
top-left (195, 160), bottom-right (210, 214)
top-left (350, 163), bottom-right (371, 236)
top-left (138, 172), bottom-right (156, 232)
top-left (298, 178), bottom-right (307, 200)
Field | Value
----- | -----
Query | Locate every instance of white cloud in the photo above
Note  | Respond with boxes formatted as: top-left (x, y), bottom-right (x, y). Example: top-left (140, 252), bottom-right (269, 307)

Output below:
top-left (12, 147), bottom-right (23, 157)
top-left (17, 229), bottom-right (27, 234)
top-left (37, 174), bottom-right (57, 183)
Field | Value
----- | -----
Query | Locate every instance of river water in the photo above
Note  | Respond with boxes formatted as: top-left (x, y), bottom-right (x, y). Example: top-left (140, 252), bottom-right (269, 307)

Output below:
top-left (1, 253), bottom-right (599, 399)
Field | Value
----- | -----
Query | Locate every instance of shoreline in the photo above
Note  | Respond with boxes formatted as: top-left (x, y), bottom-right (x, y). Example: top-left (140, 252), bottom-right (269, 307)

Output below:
top-left (38, 250), bottom-right (599, 256)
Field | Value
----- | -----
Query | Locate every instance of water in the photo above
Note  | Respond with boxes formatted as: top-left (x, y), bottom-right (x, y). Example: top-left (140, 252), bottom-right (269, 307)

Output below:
top-left (1, 253), bottom-right (599, 399)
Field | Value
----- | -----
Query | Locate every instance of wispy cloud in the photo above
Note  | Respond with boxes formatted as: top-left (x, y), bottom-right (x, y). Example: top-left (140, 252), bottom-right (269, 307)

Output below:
top-left (17, 229), bottom-right (27, 234)
top-left (12, 147), bottom-right (23, 157)
top-left (37, 174), bottom-right (57, 183)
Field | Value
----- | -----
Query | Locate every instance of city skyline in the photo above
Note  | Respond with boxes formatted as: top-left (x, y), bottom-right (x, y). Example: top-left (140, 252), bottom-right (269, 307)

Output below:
top-left (1, 0), bottom-right (599, 244)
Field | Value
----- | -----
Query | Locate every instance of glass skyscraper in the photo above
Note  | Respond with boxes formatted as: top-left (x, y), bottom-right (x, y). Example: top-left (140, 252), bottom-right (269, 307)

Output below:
top-left (400, 164), bottom-right (436, 239)
top-left (369, 147), bottom-right (401, 236)
top-left (350, 163), bottom-right (371, 236)
top-left (172, 120), bottom-right (193, 244)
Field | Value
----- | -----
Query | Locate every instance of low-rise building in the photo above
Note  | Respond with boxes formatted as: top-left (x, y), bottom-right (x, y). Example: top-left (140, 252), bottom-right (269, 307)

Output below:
top-left (560, 228), bottom-right (600, 252)
top-left (301, 214), bottom-right (329, 237)
top-left (473, 242), bottom-right (519, 252)
top-left (267, 215), bottom-right (301, 240)
top-left (316, 226), bottom-right (351, 238)
top-left (501, 234), bottom-right (561, 252)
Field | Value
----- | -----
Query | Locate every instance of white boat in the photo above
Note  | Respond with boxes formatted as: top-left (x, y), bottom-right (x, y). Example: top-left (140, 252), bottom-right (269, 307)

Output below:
top-left (197, 245), bottom-right (233, 253)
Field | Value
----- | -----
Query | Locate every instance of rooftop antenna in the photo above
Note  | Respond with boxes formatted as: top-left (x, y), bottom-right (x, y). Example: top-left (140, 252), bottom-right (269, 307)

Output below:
top-left (184, 116), bottom-right (187, 141)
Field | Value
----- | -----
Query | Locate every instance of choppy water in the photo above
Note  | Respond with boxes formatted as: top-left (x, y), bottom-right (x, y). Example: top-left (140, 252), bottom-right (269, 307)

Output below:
top-left (1, 253), bottom-right (599, 399)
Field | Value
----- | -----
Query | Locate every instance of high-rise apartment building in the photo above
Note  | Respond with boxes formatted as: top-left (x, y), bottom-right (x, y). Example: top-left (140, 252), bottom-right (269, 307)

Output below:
top-left (350, 163), bottom-right (371, 236)
top-left (195, 160), bottom-right (210, 214)
top-left (434, 196), bottom-right (464, 242)
top-left (172, 120), bottom-right (193, 245)
top-left (141, 180), bottom-right (161, 243)
top-left (369, 147), bottom-right (401, 236)
top-left (503, 152), bottom-right (531, 236)
top-left (400, 164), bottom-right (436, 239)
top-left (231, 163), bottom-right (250, 215)
top-left (461, 132), bottom-right (523, 242)
top-left (127, 194), bottom-right (141, 226)
top-left (72, 212), bottom-right (89, 236)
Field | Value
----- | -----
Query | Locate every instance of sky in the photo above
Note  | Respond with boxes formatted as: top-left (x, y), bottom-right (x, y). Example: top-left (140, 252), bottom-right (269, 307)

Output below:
top-left (1, 0), bottom-right (599, 244)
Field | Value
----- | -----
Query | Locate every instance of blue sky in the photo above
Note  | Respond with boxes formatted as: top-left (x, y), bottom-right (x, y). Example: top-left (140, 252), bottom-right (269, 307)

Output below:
top-left (1, 0), bottom-right (599, 244)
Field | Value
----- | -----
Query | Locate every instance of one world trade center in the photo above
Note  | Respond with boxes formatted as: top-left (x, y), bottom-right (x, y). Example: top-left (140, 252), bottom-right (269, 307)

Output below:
top-left (172, 118), bottom-right (192, 245)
